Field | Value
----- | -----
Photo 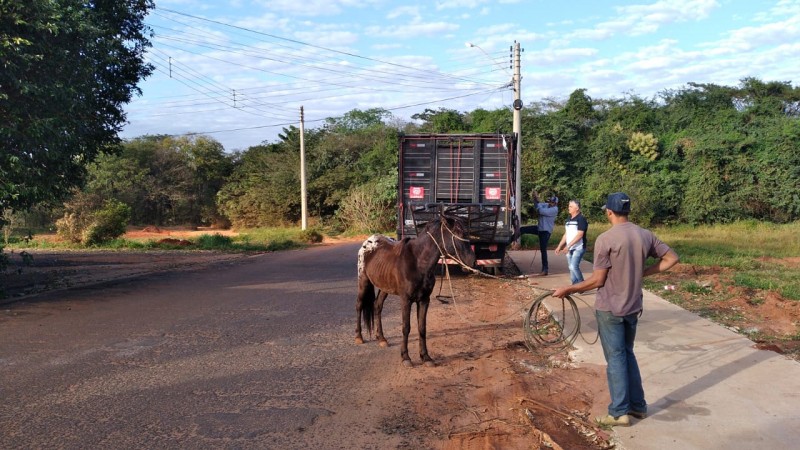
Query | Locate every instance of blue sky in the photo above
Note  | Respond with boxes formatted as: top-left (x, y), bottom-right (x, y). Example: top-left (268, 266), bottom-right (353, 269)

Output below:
top-left (121, 0), bottom-right (800, 151)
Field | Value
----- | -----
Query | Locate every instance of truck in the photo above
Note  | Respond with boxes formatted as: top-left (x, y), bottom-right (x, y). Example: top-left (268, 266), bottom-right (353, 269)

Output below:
top-left (396, 133), bottom-right (519, 273)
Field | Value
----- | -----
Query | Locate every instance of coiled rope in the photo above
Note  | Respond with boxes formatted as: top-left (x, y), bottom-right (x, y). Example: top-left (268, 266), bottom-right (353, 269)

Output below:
top-left (429, 243), bottom-right (596, 352)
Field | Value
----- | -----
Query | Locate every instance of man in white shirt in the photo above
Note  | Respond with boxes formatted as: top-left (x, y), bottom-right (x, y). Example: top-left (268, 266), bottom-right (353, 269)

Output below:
top-left (555, 200), bottom-right (588, 284)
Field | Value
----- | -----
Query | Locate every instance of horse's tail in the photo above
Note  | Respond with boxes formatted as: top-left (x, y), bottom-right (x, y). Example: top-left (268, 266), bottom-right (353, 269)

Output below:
top-left (360, 279), bottom-right (376, 337)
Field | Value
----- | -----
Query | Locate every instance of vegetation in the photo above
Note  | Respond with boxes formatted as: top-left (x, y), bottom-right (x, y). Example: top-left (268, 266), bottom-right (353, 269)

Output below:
top-left (1, 0), bottom-right (154, 218)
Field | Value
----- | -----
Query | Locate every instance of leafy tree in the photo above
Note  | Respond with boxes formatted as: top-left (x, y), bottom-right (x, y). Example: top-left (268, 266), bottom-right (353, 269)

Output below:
top-left (324, 108), bottom-right (392, 133)
top-left (0, 0), bottom-right (154, 221)
top-left (467, 108), bottom-right (512, 133)
top-left (410, 108), bottom-right (467, 133)
top-left (217, 127), bottom-right (314, 228)
top-left (83, 135), bottom-right (232, 226)
top-left (171, 136), bottom-right (233, 226)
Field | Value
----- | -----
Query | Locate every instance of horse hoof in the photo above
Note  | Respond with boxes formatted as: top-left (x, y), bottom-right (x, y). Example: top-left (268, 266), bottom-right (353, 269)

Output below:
top-left (355, 337), bottom-right (364, 345)
top-left (423, 360), bottom-right (436, 368)
top-left (378, 340), bottom-right (389, 348)
top-left (402, 359), bottom-right (414, 368)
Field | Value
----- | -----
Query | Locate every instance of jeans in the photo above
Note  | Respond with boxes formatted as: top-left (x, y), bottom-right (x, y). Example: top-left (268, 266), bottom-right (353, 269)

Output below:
top-left (596, 310), bottom-right (646, 418)
top-left (567, 247), bottom-right (585, 284)
top-left (538, 231), bottom-right (551, 272)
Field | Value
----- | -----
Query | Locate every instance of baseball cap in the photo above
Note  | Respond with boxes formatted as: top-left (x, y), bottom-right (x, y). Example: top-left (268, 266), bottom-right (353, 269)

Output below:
top-left (602, 192), bottom-right (631, 213)
top-left (548, 195), bottom-right (558, 204)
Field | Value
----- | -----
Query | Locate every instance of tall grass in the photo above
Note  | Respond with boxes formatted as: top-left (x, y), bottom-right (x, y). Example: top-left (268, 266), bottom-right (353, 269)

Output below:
top-left (583, 220), bottom-right (800, 301)
top-left (4, 226), bottom-right (324, 252)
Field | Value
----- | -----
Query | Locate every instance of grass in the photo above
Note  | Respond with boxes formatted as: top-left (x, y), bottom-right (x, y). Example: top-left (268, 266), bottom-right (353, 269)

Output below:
top-left (2, 226), bottom-right (324, 253)
top-left (580, 220), bottom-right (800, 301)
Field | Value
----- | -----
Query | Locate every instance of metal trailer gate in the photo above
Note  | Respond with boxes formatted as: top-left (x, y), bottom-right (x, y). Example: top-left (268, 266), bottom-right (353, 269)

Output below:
top-left (397, 133), bottom-right (518, 272)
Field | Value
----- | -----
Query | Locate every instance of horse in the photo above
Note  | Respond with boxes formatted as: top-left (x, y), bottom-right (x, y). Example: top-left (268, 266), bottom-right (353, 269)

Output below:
top-left (355, 215), bottom-right (476, 367)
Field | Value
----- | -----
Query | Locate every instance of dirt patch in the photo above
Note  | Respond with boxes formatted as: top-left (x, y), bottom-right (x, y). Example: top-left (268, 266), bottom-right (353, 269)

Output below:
top-left (423, 275), bottom-right (612, 449)
top-left (351, 271), bottom-right (612, 449)
top-left (648, 263), bottom-right (800, 360)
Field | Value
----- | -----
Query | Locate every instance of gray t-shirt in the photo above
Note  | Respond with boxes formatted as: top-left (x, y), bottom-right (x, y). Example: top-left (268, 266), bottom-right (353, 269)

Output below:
top-left (593, 222), bottom-right (672, 316)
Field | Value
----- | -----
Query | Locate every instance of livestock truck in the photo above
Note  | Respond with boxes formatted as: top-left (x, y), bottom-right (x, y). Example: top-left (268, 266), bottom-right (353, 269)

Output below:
top-left (397, 133), bottom-right (519, 273)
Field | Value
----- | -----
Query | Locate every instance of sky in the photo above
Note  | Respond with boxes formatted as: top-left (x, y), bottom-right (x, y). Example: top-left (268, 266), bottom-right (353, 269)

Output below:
top-left (120, 0), bottom-right (800, 151)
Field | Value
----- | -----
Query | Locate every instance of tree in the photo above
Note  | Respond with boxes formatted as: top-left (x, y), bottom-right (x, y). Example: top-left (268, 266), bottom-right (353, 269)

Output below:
top-left (0, 0), bottom-right (154, 222)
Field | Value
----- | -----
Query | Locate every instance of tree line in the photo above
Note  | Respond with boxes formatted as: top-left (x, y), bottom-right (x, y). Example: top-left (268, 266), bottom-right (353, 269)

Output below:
top-left (3, 2), bottom-right (798, 243)
top-left (6, 78), bottom-right (800, 242)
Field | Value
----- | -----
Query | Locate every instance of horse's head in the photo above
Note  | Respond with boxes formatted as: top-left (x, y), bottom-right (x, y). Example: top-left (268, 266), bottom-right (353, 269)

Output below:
top-left (426, 215), bottom-right (476, 267)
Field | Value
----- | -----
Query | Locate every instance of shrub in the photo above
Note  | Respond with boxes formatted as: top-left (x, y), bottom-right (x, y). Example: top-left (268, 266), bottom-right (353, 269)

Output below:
top-left (56, 194), bottom-right (131, 245)
top-left (336, 178), bottom-right (396, 233)
top-left (83, 200), bottom-right (131, 245)
top-left (299, 229), bottom-right (323, 243)
top-left (196, 233), bottom-right (233, 249)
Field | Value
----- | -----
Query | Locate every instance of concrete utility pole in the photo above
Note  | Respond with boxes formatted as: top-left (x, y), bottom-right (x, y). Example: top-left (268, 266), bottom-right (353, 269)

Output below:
top-left (300, 106), bottom-right (307, 230)
top-left (512, 41), bottom-right (522, 242)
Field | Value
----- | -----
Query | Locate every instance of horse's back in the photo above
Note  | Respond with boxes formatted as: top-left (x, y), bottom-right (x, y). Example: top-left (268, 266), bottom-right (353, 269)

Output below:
top-left (358, 234), bottom-right (413, 295)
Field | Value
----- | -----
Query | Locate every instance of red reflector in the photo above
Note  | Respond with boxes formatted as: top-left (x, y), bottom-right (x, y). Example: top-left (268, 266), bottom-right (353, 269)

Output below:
top-left (489, 245), bottom-right (497, 252)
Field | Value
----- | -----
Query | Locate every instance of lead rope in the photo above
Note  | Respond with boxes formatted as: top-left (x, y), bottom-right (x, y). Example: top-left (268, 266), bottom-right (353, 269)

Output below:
top-left (427, 227), bottom-right (598, 349)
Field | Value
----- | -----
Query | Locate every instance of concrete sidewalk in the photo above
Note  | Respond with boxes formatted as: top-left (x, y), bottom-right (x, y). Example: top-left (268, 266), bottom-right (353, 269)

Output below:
top-left (508, 249), bottom-right (800, 450)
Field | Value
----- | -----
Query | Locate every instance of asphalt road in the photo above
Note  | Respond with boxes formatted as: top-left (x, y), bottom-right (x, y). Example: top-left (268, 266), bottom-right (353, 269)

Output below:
top-left (0, 243), bottom-right (399, 449)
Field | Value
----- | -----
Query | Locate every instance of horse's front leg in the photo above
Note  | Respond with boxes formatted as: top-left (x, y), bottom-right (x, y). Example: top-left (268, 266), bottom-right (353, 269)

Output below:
top-left (400, 299), bottom-right (413, 367)
top-left (417, 297), bottom-right (435, 367)
top-left (375, 290), bottom-right (389, 348)
top-left (355, 280), bottom-right (368, 344)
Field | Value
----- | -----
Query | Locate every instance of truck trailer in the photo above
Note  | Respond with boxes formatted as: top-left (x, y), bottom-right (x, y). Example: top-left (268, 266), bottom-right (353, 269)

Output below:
top-left (397, 133), bottom-right (519, 273)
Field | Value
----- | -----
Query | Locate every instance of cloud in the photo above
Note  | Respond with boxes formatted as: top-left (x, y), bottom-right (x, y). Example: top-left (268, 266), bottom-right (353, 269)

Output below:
top-left (365, 21), bottom-right (460, 39)
top-left (568, 0), bottom-right (721, 40)
top-left (387, 5), bottom-right (422, 20)
top-left (294, 30), bottom-right (360, 47)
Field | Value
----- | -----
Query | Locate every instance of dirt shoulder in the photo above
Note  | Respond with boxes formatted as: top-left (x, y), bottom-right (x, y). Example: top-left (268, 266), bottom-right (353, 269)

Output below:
top-left (377, 269), bottom-right (613, 449)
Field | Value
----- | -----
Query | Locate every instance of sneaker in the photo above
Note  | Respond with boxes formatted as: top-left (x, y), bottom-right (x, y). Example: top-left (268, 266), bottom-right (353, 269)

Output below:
top-left (538, 271), bottom-right (548, 276)
top-left (595, 414), bottom-right (631, 427)
top-left (628, 410), bottom-right (647, 419)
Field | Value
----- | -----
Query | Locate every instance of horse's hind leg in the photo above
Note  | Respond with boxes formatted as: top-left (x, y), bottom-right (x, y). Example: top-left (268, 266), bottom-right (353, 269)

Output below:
top-left (355, 278), bottom-right (374, 345)
top-left (400, 299), bottom-right (413, 367)
top-left (355, 290), bottom-right (365, 345)
top-left (417, 297), bottom-right (435, 367)
top-left (374, 290), bottom-right (389, 348)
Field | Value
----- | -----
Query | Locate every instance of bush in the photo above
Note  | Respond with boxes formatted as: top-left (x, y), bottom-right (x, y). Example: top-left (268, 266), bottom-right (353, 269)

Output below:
top-left (83, 200), bottom-right (131, 245)
top-left (336, 178), bottom-right (396, 233)
top-left (299, 229), bottom-right (323, 243)
top-left (196, 233), bottom-right (234, 249)
top-left (56, 194), bottom-right (131, 245)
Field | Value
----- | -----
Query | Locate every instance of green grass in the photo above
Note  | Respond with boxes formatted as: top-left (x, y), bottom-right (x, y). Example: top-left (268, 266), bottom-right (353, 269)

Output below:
top-left (581, 220), bottom-right (800, 301)
top-left (3, 226), bottom-right (325, 253)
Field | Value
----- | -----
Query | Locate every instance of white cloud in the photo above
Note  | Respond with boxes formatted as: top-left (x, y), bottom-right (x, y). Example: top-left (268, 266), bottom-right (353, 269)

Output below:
top-left (365, 21), bottom-right (460, 39)
top-left (295, 30), bottom-right (360, 47)
top-left (568, 0), bottom-right (721, 40)
top-left (387, 5), bottom-right (421, 20)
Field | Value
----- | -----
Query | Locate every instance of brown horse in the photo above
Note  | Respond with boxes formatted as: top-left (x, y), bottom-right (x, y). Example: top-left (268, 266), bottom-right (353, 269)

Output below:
top-left (355, 215), bottom-right (476, 367)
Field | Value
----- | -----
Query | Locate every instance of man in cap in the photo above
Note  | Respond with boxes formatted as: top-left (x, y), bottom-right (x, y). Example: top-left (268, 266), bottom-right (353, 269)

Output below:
top-left (552, 192), bottom-right (679, 427)
top-left (529, 191), bottom-right (559, 276)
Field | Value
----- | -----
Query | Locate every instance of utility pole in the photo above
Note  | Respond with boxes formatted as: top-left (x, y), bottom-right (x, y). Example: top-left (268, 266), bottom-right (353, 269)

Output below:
top-left (512, 41), bottom-right (523, 242)
top-left (300, 106), bottom-right (307, 230)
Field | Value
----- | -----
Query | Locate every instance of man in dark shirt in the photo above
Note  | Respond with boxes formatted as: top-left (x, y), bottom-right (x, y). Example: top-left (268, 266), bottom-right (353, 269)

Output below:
top-left (553, 192), bottom-right (679, 427)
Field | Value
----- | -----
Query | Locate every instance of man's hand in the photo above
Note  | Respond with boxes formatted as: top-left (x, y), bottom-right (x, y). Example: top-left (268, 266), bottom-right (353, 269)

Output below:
top-left (552, 287), bottom-right (571, 298)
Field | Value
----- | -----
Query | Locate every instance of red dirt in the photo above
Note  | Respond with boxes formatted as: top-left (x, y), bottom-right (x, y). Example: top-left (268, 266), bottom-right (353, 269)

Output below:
top-left (649, 263), bottom-right (800, 359)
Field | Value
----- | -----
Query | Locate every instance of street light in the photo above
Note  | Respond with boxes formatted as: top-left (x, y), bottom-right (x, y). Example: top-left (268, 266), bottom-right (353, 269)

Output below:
top-left (465, 42), bottom-right (512, 76)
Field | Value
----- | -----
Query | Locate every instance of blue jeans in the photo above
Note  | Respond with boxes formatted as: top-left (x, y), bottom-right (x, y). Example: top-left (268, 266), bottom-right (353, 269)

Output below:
top-left (538, 231), bottom-right (551, 272)
top-left (567, 248), bottom-right (585, 284)
top-left (596, 310), bottom-right (646, 418)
